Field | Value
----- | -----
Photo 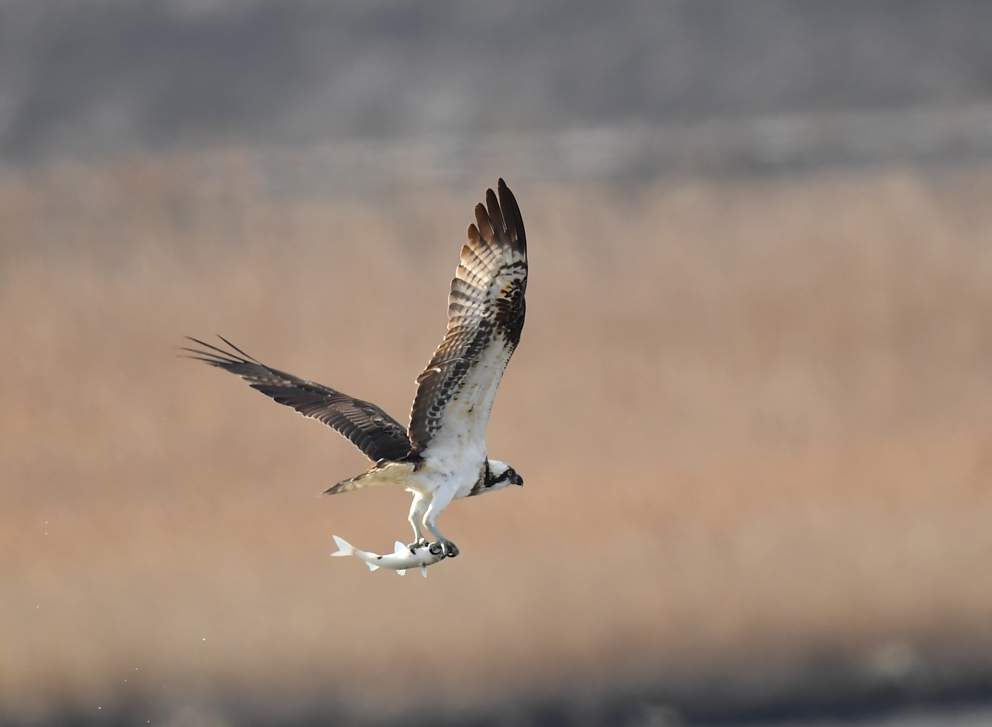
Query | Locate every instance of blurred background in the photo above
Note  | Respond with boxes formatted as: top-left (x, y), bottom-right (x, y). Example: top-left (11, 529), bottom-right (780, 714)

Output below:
top-left (4, 1), bottom-right (992, 725)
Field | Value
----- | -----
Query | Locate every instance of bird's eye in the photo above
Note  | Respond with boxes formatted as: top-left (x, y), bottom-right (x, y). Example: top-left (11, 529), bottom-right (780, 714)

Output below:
top-left (506, 468), bottom-right (515, 479)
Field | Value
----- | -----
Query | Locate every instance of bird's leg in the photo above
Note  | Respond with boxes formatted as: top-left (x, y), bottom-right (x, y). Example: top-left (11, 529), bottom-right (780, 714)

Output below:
top-left (424, 491), bottom-right (459, 558)
top-left (407, 492), bottom-right (431, 552)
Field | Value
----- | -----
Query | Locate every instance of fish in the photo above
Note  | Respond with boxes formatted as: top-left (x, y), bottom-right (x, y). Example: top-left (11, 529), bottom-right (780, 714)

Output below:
top-left (331, 535), bottom-right (446, 577)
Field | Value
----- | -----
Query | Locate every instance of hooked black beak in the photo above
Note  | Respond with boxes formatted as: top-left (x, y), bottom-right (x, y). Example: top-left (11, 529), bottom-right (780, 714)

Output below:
top-left (511, 474), bottom-right (524, 487)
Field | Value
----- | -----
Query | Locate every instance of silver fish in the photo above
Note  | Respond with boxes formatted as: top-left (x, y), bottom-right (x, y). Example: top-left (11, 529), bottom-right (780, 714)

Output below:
top-left (331, 535), bottom-right (446, 577)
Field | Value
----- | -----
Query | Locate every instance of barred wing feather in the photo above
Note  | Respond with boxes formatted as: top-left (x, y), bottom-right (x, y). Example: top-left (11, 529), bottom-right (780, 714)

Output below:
top-left (183, 337), bottom-right (412, 462)
top-left (408, 179), bottom-right (527, 456)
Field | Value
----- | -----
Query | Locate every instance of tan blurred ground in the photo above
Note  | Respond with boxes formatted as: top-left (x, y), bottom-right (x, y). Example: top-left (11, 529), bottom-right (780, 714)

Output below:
top-left (2, 154), bottom-right (992, 721)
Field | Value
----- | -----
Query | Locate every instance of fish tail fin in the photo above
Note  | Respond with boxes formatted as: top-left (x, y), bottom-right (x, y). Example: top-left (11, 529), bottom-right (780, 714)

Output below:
top-left (331, 535), bottom-right (355, 557)
top-left (396, 569), bottom-right (406, 576)
top-left (420, 565), bottom-right (428, 578)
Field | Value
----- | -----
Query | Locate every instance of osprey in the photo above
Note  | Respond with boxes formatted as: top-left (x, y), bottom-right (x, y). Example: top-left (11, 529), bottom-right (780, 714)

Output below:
top-left (185, 179), bottom-right (527, 558)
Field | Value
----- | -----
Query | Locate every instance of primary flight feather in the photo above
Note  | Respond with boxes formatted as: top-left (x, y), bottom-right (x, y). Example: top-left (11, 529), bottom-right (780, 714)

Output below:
top-left (184, 179), bottom-right (527, 557)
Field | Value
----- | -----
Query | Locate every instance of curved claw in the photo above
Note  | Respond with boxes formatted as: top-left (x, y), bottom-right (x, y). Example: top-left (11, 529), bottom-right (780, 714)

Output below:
top-left (407, 537), bottom-right (429, 554)
top-left (438, 539), bottom-right (460, 558)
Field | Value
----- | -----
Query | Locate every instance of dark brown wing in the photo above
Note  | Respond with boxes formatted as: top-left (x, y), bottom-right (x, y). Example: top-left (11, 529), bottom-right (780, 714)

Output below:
top-left (408, 179), bottom-right (527, 455)
top-left (183, 336), bottom-right (412, 462)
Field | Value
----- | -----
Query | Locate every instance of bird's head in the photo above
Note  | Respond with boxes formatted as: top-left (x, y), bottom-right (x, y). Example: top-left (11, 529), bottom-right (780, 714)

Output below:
top-left (483, 459), bottom-right (524, 492)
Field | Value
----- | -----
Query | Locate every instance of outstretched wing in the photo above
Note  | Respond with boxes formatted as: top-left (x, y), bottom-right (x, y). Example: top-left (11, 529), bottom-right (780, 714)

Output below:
top-left (183, 337), bottom-right (412, 462)
top-left (408, 179), bottom-right (527, 456)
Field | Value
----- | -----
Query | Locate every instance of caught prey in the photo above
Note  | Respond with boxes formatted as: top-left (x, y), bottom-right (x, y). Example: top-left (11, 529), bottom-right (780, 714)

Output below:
top-left (332, 535), bottom-right (446, 577)
top-left (184, 179), bottom-right (527, 558)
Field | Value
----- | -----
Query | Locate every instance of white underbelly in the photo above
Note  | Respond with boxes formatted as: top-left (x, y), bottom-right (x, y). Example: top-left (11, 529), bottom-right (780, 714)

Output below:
top-left (407, 452), bottom-right (484, 499)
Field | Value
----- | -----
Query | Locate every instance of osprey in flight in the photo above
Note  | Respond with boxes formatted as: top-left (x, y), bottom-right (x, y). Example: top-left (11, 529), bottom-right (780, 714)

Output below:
top-left (185, 179), bottom-right (527, 558)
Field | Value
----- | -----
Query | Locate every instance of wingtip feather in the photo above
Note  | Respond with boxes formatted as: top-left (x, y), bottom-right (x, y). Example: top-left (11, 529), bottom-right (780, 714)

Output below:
top-left (485, 188), bottom-right (503, 234)
top-left (496, 179), bottom-right (526, 255)
top-left (216, 335), bottom-right (260, 363)
top-left (474, 202), bottom-right (495, 244)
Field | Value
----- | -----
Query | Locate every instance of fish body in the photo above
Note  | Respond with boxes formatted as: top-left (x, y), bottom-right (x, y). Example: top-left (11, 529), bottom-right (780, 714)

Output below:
top-left (331, 535), bottom-right (446, 577)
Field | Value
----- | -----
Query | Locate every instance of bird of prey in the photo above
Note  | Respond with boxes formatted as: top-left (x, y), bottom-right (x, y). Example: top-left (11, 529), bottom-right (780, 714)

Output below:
top-left (184, 179), bottom-right (527, 557)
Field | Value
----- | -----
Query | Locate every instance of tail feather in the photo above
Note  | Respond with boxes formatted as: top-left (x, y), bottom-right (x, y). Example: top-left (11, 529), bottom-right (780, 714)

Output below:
top-left (331, 535), bottom-right (355, 557)
top-left (324, 472), bottom-right (371, 495)
top-left (324, 461), bottom-right (414, 496)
